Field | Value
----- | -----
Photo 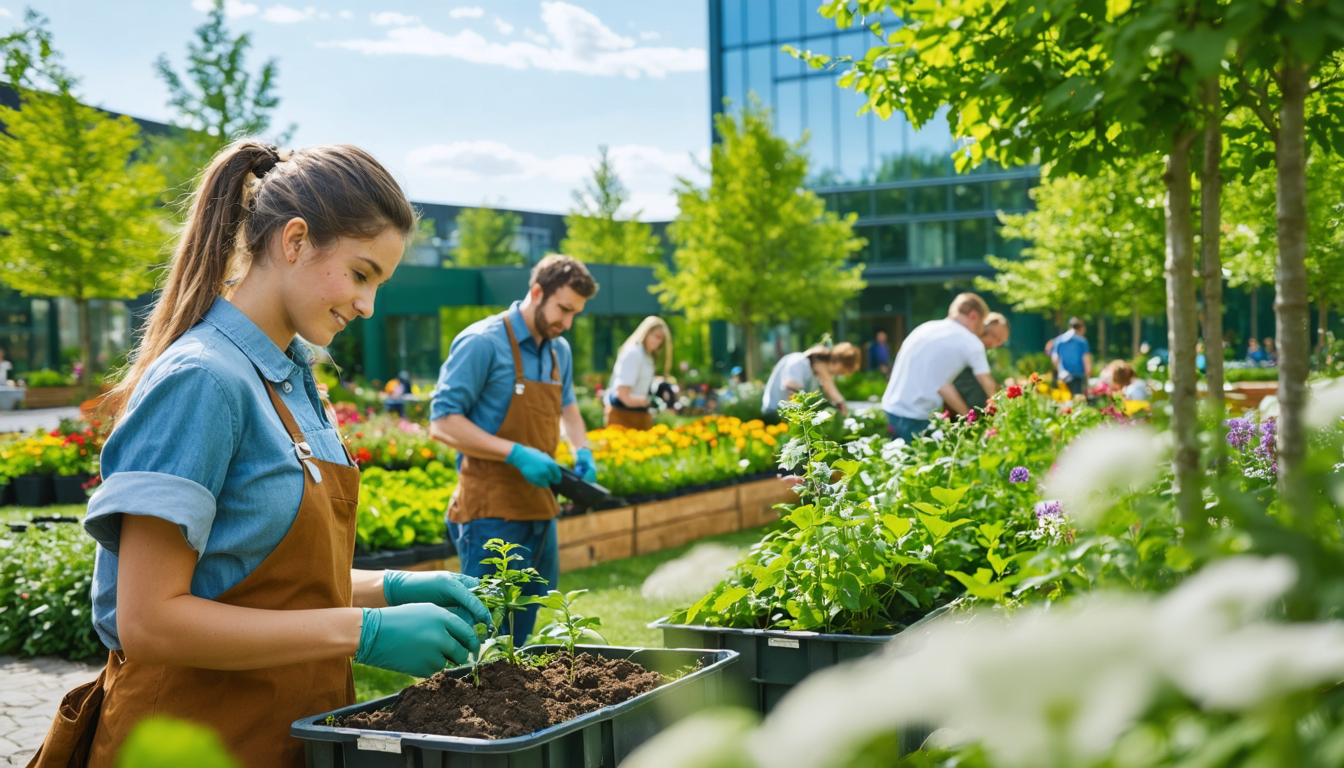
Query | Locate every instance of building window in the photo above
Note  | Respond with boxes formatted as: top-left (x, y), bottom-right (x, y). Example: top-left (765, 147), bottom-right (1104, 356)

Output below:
top-left (775, 77), bottom-right (803, 137)
top-left (952, 182), bottom-right (987, 211)
top-left (991, 177), bottom-right (1034, 211)
top-left (744, 0), bottom-right (772, 44)
top-left (723, 48), bottom-right (745, 109)
top-left (746, 44), bottom-right (773, 104)
top-left (954, 218), bottom-right (990, 263)
top-left (805, 75), bottom-right (837, 184)
top-left (835, 190), bottom-right (872, 218)
top-left (912, 184), bottom-right (948, 214)
top-left (876, 223), bottom-right (909, 263)
top-left (874, 187), bottom-right (908, 216)
top-left (722, 0), bottom-right (744, 47)
top-left (992, 219), bottom-right (1027, 259)
top-left (775, 0), bottom-right (803, 39)
top-left (911, 221), bottom-right (948, 267)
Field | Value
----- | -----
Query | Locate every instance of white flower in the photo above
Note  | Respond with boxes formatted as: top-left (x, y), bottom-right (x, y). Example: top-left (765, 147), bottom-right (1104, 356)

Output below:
top-left (1043, 424), bottom-right (1163, 524)
top-left (811, 410), bottom-right (834, 426)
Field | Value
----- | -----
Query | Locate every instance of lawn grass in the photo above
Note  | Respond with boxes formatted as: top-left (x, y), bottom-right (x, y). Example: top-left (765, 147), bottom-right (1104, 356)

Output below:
top-left (351, 525), bottom-right (771, 701)
top-left (0, 503), bottom-right (87, 525)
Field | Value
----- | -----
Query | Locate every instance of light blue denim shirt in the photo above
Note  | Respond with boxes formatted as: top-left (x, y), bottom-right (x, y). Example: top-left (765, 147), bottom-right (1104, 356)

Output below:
top-left (84, 298), bottom-right (351, 649)
top-left (430, 301), bottom-right (576, 443)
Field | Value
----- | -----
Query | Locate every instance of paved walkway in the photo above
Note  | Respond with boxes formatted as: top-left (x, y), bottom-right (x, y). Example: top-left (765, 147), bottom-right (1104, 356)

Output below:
top-left (0, 408), bottom-right (81, 435)
top-left (0, 655), bottom-right (100, 766)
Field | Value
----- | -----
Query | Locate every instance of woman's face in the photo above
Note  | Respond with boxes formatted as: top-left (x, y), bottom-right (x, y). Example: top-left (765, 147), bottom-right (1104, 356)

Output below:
top-left (282, 225), bottom-right (404, 346)
top-left (645, 329), bottom-right (665, 353)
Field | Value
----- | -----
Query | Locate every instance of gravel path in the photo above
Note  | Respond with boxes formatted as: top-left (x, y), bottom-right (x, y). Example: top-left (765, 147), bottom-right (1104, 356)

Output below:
top-left (0, 655), bottom-right (100, 766)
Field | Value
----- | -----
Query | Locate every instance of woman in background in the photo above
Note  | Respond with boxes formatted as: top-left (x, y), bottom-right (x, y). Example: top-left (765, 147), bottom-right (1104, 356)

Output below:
top-left (761, 342), bottom-right (861, 416)
top-left (604, 316), bottom-right (672, 430)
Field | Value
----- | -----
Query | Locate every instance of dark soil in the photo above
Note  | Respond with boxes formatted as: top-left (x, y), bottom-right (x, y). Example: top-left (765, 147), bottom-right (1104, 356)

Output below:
top-left (341, 653), bottom-right (663, 740)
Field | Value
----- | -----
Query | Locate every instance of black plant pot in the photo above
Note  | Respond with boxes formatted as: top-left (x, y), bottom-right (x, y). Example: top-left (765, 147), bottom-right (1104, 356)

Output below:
top-left (0, 481), bottom-right (14, 507)
top-left (53, 474), bottom-right (91, 505)
top-left (14, 474), bottom-right (54, 507)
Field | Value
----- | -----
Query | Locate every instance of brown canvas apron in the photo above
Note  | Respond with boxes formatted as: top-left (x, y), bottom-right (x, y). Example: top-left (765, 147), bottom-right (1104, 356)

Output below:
top-left (448, 315), bottom-right (562, 523)
top-left (604, 402), bottom-right (653, 431)
top-left (27, 379), bottom-right (359, 768)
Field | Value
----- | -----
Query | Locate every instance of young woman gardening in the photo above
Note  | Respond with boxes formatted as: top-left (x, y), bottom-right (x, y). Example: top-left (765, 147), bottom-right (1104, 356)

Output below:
top-left (760, 342), bottom-right (861, 415)
top-left (28, 141), bottom-right (490, 768)
top-left (604, 316), bottom-right (672, 431)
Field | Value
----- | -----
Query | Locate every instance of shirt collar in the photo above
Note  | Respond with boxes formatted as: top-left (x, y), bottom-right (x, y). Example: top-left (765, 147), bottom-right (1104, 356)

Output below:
top-left (507, 301), bottom-right (542, 352)
top-left (203, 297), bottom-right (304, 383)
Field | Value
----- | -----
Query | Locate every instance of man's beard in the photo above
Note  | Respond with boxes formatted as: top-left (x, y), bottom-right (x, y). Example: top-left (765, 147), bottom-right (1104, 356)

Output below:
top-left (533, 302), bottom-right (564, 340)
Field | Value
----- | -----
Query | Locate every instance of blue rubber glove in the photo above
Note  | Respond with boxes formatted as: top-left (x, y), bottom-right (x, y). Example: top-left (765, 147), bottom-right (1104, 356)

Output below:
top-left (573, 447), bottom-right (597, 483)
top-left (506, 443), bottom-right (562, 488)
top-left (355, 604), bottom-right (480, 677)
top-left (383, 570), bottom-right (491, 629)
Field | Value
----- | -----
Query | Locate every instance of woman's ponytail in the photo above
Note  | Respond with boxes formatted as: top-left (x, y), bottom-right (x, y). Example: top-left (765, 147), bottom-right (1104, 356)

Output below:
top-left (111, 139), bottom-right (414, 418)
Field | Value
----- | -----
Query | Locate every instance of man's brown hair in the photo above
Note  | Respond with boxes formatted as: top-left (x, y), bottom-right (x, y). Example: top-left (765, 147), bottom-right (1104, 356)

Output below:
top-left (949, 292), bottom-right (990, 320)
top-left (530, 254), bottom-right (599, 301)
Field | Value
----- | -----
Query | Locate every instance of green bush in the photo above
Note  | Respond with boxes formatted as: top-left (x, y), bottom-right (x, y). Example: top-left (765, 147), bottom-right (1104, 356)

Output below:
top-left (356, 462), bottom-right (456, 552)
top-left (1226, 367), bottom-right (1278, 382)
top-left (0, 522), bottom-right (103, 659)
top-left (25, 369), bottom-right (74, 388)
top-left (717, 381), bottom-right (769, 422)
top-left (576, 390), bottom-right (605, 431)
top-left (835, 371), bottom-right (888, 402)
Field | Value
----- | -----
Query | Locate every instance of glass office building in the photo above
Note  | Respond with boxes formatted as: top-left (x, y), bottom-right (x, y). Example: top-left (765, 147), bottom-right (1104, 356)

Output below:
top-left (709, 0), bottom-right (1044, 355)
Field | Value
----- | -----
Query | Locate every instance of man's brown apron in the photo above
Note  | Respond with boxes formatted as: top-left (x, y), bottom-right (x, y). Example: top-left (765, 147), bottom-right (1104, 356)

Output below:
top-left (448, 315), bottom-right (562, 523)
top-left (604, 402), bottom-right (653, 432)
top-left (27, 379), bottom-right (359, 768)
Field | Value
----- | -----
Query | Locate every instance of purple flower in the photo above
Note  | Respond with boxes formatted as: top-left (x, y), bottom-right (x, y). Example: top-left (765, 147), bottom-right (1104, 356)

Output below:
top-left (1009, 466), bottom-right (1030, 484)
top-left (966, 410), bottom-right (979, 424)
top-left (1255, 417), bottom-right (1278, 470)
top-left (1225, 418), bottom-right (1254, 450)
top-left (1035, 500), bottom-right (1062, 518)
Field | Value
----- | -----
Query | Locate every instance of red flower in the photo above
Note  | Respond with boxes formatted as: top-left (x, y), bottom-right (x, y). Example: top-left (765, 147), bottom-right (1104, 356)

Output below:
top-left (966, 410), bottom-right (978, 424)
top-left (1029, 373), bottom-right (1040, 385)
top-left (20, 593), bottom-right (29, 600)
top-left (1006, 384), bottom-right (1023, 399)
top-left (986, 428), bottom-right (999, 439)
top-left (355, 447), bottom-right (372, 464)
top-left (986, 402), bottom-right (998, 416)
top-left (1063, 406), bottom-right (1072, 414)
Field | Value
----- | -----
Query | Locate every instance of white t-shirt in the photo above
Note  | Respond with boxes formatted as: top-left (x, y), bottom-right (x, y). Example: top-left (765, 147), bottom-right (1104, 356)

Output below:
top-left (1123, 380), bottom-right (1151, 401)
top-left (0, 361), bottom-right (12, 384)
top-left (762, 352), bottom-right (818, 414)
top-left (608, 344), bottom-right (656, 406)
top-left (882, 319), bottom-right (990, 419)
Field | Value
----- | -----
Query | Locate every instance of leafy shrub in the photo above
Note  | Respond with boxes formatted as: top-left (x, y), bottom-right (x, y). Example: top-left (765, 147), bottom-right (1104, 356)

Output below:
top-left (356, 462), bottom-right (456, 552)
top-left (26, 369), bottom-right (74, 388)
top-left (1226, 366), bottom-right (1278, 382)
top-left (586, 416), bottom-right (788, 497)
top-left (0, 522), bottom-right (104, 659)
top-left (834, 371), bottom-right (888, 402)
top-left (346, 414), bottom-right (455, 471)
top-left (716, 381), bottom-right (769, 423)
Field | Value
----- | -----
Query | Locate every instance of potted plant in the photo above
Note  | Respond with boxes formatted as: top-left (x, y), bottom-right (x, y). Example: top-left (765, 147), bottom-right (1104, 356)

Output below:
top-left (51, 429), bottom-right (99, 504)
top-left (3, 434), bottom-right (62, 507)
top-left (21, 369), bottom-right (78, 410)
top-left (295, 540), bottom-right (739, 767)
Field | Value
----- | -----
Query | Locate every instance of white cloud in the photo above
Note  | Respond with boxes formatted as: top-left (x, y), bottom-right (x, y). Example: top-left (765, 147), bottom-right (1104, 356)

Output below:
top-left (318, 10), bottom-right (329, 19)
top-left (0, 7), bottom-right (11, 17)
top-left (191, 0), bottom-right (259, 18)
top-left (319, 1), bottom-right (706, 78)
top-left (493, 17), bottom-right (514, 35)
top-left (639, 31), bottom-right (660, 40)
top-left (370, 11), bottom-right (419, 26)
top-left (448, 6), bottom-right (485, 18)
top-left (523, 27), bottom-right (550, 45)
top-left (262, 5), bottom-right (315, 23)
top-left (338, 9), bottom-right (352, 19)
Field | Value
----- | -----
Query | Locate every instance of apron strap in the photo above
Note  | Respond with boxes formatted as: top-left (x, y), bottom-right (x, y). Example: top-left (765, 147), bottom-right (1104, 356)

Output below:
top-left (502, 315), bottom-right (527, 383)
top-left (549, 343), bottom-right (560, 383)
top-left (258, 375), bottom-right (315, 461)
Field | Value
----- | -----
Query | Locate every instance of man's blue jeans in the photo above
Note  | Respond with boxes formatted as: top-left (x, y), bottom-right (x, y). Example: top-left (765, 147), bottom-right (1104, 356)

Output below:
top-left (887, 413), bottom-right (930, 443)
top-left (449, 517), bottom-right (559, 645)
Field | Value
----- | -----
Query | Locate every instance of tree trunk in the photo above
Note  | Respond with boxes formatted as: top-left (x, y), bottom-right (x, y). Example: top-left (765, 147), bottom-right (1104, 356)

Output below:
top-left (1165, 141), bottom-right (1202, 527)
top-left (1275, 63), bottom-right (1311, 523)
top-left (1131, 300), bottom-right (1142, 359)
top-left (742, 319), bottom-right (757, 381)
top-left (76, 297), bottom-right (92, 388)
top-left (1097, 314), bottom-right (1108, 365)
top-left (1201, 78), bottom-right (1225, 417)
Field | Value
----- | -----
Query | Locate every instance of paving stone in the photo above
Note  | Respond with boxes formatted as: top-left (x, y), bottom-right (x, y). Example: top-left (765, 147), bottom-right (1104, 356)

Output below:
top-left (0, 736), bottom-right (19, 758)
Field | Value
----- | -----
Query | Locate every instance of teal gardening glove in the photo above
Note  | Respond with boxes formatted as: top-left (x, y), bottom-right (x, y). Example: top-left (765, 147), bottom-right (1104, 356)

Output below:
top-left (355, 604), bottom-right (480, 678)
top-left (573, 447), bottom-right (597, 483)
top-left (506, 443), bottom-right (562, 488)
top-left (383, 570), bottom-right (491, 629)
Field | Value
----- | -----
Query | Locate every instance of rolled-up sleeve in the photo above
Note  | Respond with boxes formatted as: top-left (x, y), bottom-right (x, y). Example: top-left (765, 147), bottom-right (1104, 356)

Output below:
top-left (84, 364), bottom-right (237, 560)
top-left (430, 334), bottom-right (493, 422)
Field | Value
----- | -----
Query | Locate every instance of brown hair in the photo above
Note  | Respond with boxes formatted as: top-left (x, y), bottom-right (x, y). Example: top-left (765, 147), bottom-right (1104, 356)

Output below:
top-left (531, 254), bottom-right (599, 301)
top-left (949, 292), bottom-right (990, 320)
top-left (114, 140), bottom-right (416, 416)
top-left (1109, 360), bottom-right (1136, 388)
top-left (805, 342), bottom-right (861, 376)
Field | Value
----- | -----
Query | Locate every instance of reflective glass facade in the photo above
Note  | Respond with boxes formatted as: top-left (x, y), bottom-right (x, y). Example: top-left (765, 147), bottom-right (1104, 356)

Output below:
top-left (709, 0), bottom-right (1043, 355)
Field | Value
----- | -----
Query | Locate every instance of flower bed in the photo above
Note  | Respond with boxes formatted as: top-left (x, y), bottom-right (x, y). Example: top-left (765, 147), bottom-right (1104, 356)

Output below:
top-left (355, 462), bottom-right (455, 554)
top-left (0, 520), bottom-right (103, 659)
top-left (347, 413), bottom-right (455, 471)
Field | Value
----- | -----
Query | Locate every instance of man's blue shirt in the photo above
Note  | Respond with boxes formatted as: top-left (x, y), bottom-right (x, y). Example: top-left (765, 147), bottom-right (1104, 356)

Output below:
top-left (430, 302), bottom-right (576, 443)
top-left (869, 341), bottom-right (890, 369)
top-left (1053, 330), bottom-right (1090, 376)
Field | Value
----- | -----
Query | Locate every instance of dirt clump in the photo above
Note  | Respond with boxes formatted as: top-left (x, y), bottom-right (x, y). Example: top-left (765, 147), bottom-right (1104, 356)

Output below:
top-left (342, 652), bottom-right (663, 740)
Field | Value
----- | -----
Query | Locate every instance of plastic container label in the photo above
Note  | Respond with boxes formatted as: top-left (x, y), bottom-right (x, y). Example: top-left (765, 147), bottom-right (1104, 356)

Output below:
top-left (767, 637), bottom-right (800, 648)
top-left (357, 734), bottom-right (402, 754)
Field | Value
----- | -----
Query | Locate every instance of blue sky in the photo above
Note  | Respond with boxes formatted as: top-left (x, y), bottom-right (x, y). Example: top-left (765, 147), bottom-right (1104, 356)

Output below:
top-left (0, 1), bottom-right (711, 219)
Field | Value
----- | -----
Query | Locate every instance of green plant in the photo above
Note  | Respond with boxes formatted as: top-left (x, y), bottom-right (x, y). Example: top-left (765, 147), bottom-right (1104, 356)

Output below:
top-left (533, 589), bottom-right (605, 682)
top-left (355, 463), bottom-right (454, 552)
top-left (1226, 366), bottom-right (1278, 382)
top-left (0, 522), bottom-right (103, 659)
top-left (346, 413), bottom-right (455, 471)
top-left (25, 369), bottom-right (74, 388)
top-left (467, 538), bottom-right (547, 685)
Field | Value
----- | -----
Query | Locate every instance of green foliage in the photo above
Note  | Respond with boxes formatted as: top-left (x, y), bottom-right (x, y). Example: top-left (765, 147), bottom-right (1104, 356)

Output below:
top-left (347, 413), bottom-right (455, 471)
top-left (150, 0), bottom-right (292, 203)
top-left (355, 463), bottom-right (454, 552)
top-left (533, 589), bottom-right (605, 682)
top-left (116, 716), bottom-right (240, 768)
top-left (0, 522), bottom-right (103, 659)
top-left (468, 538), bottom-right (547, 683)
top-left (833, 372), bottom-right (888, 402)
top-left (1226, 367), bottom-right (1278, 382)
top-left (561, 146), bottom-right (663, 267)
top-left (655, 99), bottom-right (865, 379)
top-left (25, 369), bottom-right (74, 388)
top-left (451, 206), bottom-right (525, 267)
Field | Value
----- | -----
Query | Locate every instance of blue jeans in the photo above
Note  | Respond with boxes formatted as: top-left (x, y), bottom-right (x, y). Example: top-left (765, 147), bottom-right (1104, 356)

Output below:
top-left (887, 413), bottom-right (930, 443)
top-left (449, 517), bottom-right (559, 645)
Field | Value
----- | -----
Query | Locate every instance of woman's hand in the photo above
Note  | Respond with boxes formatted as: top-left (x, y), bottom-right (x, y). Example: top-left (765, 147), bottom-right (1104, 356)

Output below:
top-left (382, 570), bottom-right (492, 628)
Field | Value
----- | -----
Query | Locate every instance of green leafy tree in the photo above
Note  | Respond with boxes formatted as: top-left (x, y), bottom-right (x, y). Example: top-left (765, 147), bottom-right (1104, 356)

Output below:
top-left (450, 206), bottom-right (526, 267)
top-left (561, 146), bottom-right (663, 266)
top-left (655, 100), bottom-right (865, 379)
top-left (978, 159), bottom-right (1166, 359)
top-left (151, 0), bottom-right (293, 208)
top-left (0, 14), bottom-right (166, 384)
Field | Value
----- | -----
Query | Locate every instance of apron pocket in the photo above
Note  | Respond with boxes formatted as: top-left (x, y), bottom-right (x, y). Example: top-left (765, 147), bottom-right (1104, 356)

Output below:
top-left (27, 666), bottom-right (107, 768)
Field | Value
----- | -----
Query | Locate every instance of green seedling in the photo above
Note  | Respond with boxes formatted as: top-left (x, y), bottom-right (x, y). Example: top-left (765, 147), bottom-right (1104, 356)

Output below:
top-left (533, 589), bottom-right (606, 682)
top-left (466, 538), bottom-right (547, 685)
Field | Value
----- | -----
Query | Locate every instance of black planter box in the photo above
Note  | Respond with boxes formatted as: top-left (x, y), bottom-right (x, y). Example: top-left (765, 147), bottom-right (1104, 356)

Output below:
top-left (14, 474), bottom-right (54, 507)
top-left (53, 474), bottom-right (91, 504)
top-left (293, 645), bottom-right (738, 768)
top-left (352, 540), bottom-right (455, 570)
